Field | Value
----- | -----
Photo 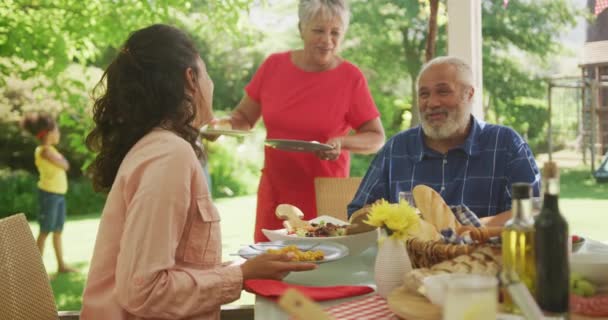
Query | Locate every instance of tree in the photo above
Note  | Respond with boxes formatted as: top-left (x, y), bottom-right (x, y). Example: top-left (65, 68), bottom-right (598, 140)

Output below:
top-left (343, 0), bottom-right (579, 141)
top-left (425, 0), bottom-right (440, 62)
top-left (0, 0), bottom-right (254, 76)
top-left (344, 0), bottom-right (447, 136)
top-left (0, 0), bottom-right (262, 178)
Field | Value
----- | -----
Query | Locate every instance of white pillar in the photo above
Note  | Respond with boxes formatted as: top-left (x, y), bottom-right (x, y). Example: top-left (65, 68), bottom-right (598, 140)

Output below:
top-left (447, 0), bottom-right (484, 119)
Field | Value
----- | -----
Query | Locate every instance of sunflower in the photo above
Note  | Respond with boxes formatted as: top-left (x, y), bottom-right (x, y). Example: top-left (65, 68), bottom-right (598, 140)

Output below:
top-left (364, 199), bottom-right (420, 240)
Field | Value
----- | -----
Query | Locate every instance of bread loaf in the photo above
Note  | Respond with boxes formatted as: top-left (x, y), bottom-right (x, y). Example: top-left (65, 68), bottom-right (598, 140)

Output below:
top-left (412, 185), bottom-right (460, 231)
top-left (408, 218), bottom-right (442, 241)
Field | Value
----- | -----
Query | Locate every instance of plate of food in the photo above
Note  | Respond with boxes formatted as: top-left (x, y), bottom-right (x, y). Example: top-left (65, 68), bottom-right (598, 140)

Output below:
top-left (262, 205), bottom-right (378, 256)
top-left (265, 139), bottom-right (333, 152)
top-left (237, 240), bottom-right (349, 263)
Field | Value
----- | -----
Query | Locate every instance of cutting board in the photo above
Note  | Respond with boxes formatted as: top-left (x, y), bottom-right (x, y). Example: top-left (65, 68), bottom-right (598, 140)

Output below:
top-left (387, 286), bottom-right (441, 320)
top-left (386, 286), bottom-right (607, 320)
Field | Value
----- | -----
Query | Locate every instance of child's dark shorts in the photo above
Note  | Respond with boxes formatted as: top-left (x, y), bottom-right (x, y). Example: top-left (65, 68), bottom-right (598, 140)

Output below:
top-left (38, 189), bottom-right (66, 233)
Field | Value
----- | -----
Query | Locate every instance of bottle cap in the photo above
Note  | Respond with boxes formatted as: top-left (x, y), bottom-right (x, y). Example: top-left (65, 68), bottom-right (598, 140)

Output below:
top-left (512, 183), bottom-right (531, 199)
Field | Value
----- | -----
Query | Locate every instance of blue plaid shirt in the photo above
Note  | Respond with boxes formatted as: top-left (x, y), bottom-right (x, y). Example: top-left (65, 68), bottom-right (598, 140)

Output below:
top-left (347, 117), bottom-right (541, 218)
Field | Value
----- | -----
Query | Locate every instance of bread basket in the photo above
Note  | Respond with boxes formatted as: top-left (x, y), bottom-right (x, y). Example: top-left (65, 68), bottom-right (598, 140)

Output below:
top-left (406, 235), bottom-right (500, 269)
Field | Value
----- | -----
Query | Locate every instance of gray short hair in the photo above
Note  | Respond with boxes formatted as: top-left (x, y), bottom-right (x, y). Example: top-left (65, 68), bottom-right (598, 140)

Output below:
top-left (416, 56), bottom-right (474, 90)
top-left (298, 0), bottom-right (350, 31)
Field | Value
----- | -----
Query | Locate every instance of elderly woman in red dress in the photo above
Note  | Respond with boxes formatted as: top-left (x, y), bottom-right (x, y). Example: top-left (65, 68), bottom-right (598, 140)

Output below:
top-left (221, 0), bottom-right (385, 242)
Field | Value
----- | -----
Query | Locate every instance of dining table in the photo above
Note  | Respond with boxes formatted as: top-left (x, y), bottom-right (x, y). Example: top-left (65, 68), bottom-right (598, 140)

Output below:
top-left (254, 246), bottom-right (379, 320)
top-left (251, 239), bottom-right (608, 320)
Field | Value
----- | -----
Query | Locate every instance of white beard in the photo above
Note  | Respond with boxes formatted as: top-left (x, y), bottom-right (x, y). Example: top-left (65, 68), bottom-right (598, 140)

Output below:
top-left (419, 104), bottom-right (471, 140)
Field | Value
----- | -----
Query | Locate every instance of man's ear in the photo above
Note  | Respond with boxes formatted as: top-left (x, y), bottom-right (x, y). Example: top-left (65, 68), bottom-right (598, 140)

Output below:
top-left (466, 86), bottom-right (475, 101)
top-left (298, 22), bottom-right (303, 38)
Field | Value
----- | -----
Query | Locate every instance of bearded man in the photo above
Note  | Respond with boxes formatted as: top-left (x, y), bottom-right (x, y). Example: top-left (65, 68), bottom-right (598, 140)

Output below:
top-left (347, 56), bottom-right (540, 226)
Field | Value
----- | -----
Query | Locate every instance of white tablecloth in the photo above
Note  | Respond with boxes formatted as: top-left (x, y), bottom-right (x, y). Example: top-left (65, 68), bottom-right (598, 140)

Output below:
top-left (254, 246), bottom-right (378, 320)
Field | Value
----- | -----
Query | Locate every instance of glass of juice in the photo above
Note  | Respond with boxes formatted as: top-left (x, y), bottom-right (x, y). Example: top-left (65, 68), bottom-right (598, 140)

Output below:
top-left (443, 274), bottom-right (498, 320)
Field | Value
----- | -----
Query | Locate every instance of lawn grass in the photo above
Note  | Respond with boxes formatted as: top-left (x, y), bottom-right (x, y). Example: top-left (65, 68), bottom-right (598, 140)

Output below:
top-left (30, 168), bottom-right (607, 311)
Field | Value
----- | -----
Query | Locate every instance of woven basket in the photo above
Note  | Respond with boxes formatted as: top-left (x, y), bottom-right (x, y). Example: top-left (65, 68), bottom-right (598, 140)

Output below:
top-left (405, 237), bottom-right (497, 269)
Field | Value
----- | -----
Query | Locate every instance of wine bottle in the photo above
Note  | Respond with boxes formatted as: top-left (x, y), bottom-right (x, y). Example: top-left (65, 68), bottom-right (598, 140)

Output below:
top-left (501, 182), bottom-right (536, 314)
top-left (534, 161), bottom-right (569, 317)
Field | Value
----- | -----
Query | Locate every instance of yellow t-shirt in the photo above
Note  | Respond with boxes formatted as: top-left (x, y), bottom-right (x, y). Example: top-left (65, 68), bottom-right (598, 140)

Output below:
top-left (35, 146), bottom-right (68, 194)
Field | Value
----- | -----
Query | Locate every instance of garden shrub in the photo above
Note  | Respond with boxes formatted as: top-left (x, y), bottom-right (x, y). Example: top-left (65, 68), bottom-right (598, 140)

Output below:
top-left (0, 168), bottom-right (105, 220)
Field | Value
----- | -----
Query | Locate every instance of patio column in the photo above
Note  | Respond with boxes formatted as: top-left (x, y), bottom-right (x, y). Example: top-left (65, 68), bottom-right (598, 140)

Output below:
top-left (447, 0), bottom-right (484, 119)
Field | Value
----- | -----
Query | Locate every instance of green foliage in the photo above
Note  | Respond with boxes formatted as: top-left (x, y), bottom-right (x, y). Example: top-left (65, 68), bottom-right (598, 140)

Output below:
top-left (342, 0), bottom-right (580, 151)
top-left (481, 0), bottom-right (580, 133)
top-left (0, 1), bottom-right (264, 197)
top-left (0, 57), bottom-right (102, 174)
top-left (0, 169), bottom-right (105, 220)
top-left (0, 0), bottom-right (255, 76)
top-left (205, 132), bottom-right (264, 198)
top-left (488, 97), bottom-right (549, 152)
top-left (0, 168), bottom-right (37, 220)
top-left (351, 153), bottom-right (375, 178)
top-left (344, 0), bottom-right (448, 129)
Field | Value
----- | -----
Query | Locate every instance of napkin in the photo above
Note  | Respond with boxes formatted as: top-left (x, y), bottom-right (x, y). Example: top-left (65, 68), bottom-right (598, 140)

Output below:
top-left (450, 204), bottom-right (481, 227)
top-left (244, 279), bottom-right (374, 302)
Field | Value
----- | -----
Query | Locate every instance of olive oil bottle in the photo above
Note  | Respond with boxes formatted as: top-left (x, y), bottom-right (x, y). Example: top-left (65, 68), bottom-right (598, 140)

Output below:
top-left (534, 161), bottom-right (570, 317)
top-left (501, 183), bottom-right (536, 313)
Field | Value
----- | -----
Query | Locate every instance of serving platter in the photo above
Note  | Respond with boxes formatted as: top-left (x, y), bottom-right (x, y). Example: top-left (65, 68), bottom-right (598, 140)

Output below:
top-left (199, 128), bottom-right (252, 137)
top-left (265, 139), bottom-right (333, 152)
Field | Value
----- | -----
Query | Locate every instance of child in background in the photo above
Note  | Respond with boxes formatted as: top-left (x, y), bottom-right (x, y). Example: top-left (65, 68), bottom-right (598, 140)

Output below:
top-left (21, 112), bottom-right (76, 273)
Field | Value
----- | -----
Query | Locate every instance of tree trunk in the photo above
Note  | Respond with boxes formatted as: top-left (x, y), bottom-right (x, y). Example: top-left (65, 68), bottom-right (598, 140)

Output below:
top-left (410, 0), bottom-right (439, 128)
top-left (425, 0), bottom-right (440, 62)
top-left (410, 76), bottom-right (420, 127)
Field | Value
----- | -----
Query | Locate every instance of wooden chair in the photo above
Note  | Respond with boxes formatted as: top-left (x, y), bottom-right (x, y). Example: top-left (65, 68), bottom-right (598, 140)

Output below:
top-left (0, 213), bottom-right (79, 320)
top-left (314, 177), bottom-right (363, 222)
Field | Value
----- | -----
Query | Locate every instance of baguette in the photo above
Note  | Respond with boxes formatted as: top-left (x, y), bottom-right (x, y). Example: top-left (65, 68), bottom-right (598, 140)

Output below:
top-left (412, 185), bottom-right (460, 231)
top-left (408, 218), bottom-right (442, 241)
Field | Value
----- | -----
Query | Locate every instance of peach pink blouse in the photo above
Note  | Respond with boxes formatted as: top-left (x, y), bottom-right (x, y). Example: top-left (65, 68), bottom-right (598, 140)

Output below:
top-left (81, 129), bottom-right (242, 320)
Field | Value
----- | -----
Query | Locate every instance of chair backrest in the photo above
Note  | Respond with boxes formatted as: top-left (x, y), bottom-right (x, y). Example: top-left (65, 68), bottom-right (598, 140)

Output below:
top-left (314, 177), bottom-right (363, 222)
top-left (0, 213), bottom-right (59, 320)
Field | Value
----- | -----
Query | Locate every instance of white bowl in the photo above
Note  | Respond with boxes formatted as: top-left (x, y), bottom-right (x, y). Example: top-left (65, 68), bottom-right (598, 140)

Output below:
top-left (261, 215), bottom-right (378, 256)
top-left (570, 253), bottom-right (608, 287)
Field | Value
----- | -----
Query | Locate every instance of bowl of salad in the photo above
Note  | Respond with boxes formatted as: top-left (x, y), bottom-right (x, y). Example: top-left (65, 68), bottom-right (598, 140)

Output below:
top-left (262, 215), bottom-right (378, 256)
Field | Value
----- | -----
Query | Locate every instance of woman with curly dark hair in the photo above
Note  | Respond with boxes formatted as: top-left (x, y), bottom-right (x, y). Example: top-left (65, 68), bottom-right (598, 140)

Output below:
top-left (81, 24), bottom-right (316, 320)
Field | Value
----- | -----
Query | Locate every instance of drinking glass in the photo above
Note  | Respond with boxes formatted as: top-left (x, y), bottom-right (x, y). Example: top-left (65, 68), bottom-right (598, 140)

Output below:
top-left (398, 191), bottom-right (416, 207)
top-left (531, 196), bottom-right (543, 215)
top-left (443, 274), bottom-right (498, 320)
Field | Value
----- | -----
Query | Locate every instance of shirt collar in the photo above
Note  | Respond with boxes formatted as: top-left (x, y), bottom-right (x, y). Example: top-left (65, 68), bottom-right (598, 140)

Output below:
top-left (414, 116), bottom-right (484, 162)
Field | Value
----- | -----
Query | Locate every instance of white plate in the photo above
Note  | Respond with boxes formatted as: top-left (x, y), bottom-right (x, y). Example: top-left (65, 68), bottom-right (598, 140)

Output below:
top-left (200, 128), bottom-right (252, 137)
top-left (237, 240), bottom-right (349, 264)
top-left (262, 215), bottom-right (378, 256)
top-left (265, 139), bottom-right (333, 152)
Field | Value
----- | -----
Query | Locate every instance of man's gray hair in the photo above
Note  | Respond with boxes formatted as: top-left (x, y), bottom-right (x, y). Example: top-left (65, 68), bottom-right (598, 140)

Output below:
top-left (416, 56), bottom-right (474, 90)
top-left (298, 0), bottom-right (350, 31)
